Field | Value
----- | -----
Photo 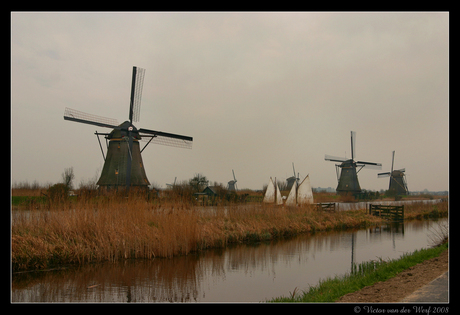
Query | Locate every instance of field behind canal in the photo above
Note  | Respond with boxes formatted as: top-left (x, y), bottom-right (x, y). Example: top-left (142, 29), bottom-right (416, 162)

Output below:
top-left (11, 192), bottom-right (448, 272)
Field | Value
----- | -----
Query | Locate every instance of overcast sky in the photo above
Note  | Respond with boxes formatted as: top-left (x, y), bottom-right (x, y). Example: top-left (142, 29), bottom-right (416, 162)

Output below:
top-left (11, 12), bottom-right (449, 192)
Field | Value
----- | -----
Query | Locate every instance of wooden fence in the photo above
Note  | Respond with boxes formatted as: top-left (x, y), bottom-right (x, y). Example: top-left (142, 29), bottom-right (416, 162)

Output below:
top-left (369, 204), bottom-right (404, 221)
top-left (316, 202), bottom-right (336, 212)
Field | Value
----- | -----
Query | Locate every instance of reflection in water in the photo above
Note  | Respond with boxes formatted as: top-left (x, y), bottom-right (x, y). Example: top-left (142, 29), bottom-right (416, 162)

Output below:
top-left (12, 219), bottom-right (445, 303)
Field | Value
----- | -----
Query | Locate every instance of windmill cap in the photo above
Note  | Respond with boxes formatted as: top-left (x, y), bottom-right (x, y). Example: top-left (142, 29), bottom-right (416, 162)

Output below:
top-left (108, 121), bottom-right (141, 140)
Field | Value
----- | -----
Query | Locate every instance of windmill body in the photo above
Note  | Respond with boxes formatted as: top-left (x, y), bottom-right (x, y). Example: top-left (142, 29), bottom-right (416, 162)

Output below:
top-left (325, 131), bottom-right (381, 195)
top-left (378, 151), bottom-right (408, 195)
top-left (64, 66), bottom-right (193, 190)
top-left (286, 163), bottom-right (300, 190)
top-left (389, 170), bottom-right (408, 195)
top-left (286, 176), bottom-right (297, 190)
top-left (227, 170), bottom-right (238, 191)
top-left (96, 122), bottom-right (149, 187)
top-left (336, 160), bottom-right (361, 194)
top-left (227, 180), bottom-right (237, 191)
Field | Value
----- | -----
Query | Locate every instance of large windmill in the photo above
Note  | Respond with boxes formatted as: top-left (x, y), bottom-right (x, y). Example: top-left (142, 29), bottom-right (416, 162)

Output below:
top-left (325, 131), bottom-right (382, 195)
top-left (227, 170), bottom-right (238, 192)
top-left (378, 151), bottom-right (408, 195)
top-left (64, 66), bottom-right (193, 190)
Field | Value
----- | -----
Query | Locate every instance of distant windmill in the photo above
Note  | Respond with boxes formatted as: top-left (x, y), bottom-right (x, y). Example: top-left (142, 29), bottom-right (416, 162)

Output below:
top-left (286, 163), bottom-right (300, 190)
top-left (166, 177), bottom-right (177, 188)
top-left (227, 170), bottom-right (238, 192)
top-left (378, 151), bottom-right (408, 195)
top-left (325, 131), bottom-right (382, 195)
top-left (64, 66), bottom-right (193, 190)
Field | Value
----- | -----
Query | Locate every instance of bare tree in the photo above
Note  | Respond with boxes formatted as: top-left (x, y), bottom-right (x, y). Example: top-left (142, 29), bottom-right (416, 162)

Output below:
top-left (189, 173), bottom-right (209, 193)
top-left (61, 167), bottom-right (75, 190)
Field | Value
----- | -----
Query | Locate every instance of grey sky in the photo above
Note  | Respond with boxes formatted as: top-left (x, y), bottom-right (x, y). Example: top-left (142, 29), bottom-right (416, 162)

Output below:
top-left (11, 12), bottom-right (449, 191)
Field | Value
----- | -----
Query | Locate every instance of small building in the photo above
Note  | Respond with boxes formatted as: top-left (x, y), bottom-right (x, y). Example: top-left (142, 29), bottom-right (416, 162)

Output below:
top-left (202, 186), bottom-right (219, 197)
top-left (193, 186), bottom-right (220, 206)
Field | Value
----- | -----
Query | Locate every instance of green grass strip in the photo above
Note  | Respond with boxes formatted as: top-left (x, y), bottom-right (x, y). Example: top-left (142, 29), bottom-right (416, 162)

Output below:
top-left (268, 242), bottom-right (448, 303)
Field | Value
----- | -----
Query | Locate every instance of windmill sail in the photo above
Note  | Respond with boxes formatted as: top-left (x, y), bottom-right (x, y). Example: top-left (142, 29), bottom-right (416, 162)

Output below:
top-left (297, 175), bottom-right (314, 205)
top-left (129, 66), bottom-right (145, 123)
top-left (64, 107), bottom-right (120, 129)
top-left (263, 177), bottom-right (276, 203)
top-left (285, 180), bottom-right (297, 206)
top-left (139, 130), bottom-right (193, 149)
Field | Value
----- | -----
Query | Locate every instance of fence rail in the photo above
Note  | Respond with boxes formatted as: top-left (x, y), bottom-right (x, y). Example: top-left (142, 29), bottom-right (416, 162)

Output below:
top-left (316, 202), bottom-right (336, 212)
top-left (369, 204), bottom-right (404, 221)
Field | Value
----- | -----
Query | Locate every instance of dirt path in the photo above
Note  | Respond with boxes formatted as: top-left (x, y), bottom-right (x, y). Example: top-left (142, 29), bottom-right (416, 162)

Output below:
top-left (338, 249), bottom-right (448, 303)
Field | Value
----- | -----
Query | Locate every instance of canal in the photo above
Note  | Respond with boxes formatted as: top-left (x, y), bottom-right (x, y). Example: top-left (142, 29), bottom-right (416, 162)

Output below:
top-left (11, 218), bottom-right (447, 303)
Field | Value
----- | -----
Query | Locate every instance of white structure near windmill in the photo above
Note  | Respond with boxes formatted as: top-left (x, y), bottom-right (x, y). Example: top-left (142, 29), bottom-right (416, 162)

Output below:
top-left (263, 175), bottom-right (314, 206)
top-left (285, 174), bottom-right (314, 206)
top-left (263, 177), bottom-right (283, 205)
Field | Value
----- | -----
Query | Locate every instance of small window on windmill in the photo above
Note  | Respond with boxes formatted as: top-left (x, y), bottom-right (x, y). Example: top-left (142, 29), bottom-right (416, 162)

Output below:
top-left (115, 169), bottom-right (119, 175)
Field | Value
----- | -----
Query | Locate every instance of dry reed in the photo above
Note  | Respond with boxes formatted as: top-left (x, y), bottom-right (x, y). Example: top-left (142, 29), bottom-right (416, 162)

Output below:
top-left (12, 192), bottom-right (447, 272)
top-left (404, 200), bottom-right (448, 220)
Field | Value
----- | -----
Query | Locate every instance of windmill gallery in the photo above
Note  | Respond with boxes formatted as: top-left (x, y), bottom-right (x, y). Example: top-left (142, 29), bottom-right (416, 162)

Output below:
top-left (63, 66), bottom-right (408, 198)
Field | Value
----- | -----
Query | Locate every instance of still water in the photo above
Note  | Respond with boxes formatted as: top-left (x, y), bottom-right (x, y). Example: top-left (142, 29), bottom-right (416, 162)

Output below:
top-left (12, 218), bottom-right (447, 303)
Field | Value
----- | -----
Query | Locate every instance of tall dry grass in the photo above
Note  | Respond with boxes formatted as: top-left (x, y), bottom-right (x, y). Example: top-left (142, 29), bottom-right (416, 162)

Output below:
top-left (11, 192), bottom-right (387, 272)
top-left (404, 200), bottom-right (448, 220)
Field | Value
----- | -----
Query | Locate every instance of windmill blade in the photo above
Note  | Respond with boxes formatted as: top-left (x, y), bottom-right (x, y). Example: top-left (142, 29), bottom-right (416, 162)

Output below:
top-left (325, 154), bottom-right (348, 163)
top-left (166, 177), bottom-right (177, 187)
top-left (129, 66), bottom-right (146, 123)
top-left (139, 128), bottom-right (193, 141)
top-left (391, 150), bottom-right (395, 173)
top-left (356, 161), bottom-right (382, 170)
top-left (335, 164), bottom-right (340, 182)
top-left (378, 172), bottom-right (391, 178)
top-left (64, 107), bottom-right (120, 129)
top-left (351, 131), bottom-right (356, 161)
top-left (232, 169), bottom-right (237, 182)
top-left (139, 128), bottom-right (193, 149)
top-left (356, 160), bottom-right (382, 167)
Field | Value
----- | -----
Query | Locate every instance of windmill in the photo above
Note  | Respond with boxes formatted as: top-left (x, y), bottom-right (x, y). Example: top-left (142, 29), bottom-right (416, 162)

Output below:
top-left (286, 163), bottom-right (300, 190)
top-left (325, 131), bottom-right (382, 195)
top-left (166, 177), bottom-right (177, 188)
top-left (378, 151), bottom-right (408, 195)
top-left (64, 66), bottom-right (193, 190)
top-left (227, 170), bottom-right (238, 191)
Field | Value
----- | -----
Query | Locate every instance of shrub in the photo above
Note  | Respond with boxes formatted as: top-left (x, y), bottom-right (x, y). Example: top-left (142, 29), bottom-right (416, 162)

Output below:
top-left (47, 183), bottom-right (69, 203)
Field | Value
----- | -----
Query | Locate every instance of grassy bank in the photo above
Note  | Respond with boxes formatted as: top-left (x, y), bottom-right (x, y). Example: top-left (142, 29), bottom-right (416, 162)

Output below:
top-left (12, 195), bottom-right (385, 272)
top-left (268, 242), bottom-right (448, 303)
top-left (404, 201), bottom-right (448, 220)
